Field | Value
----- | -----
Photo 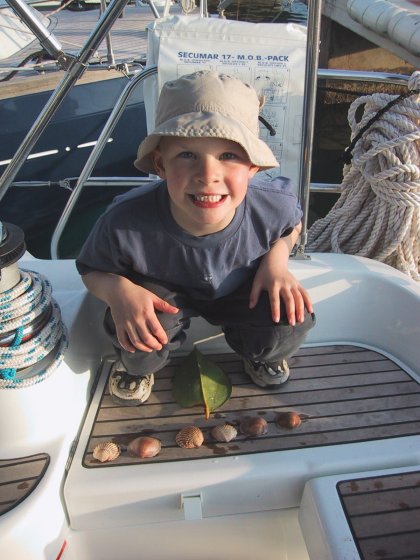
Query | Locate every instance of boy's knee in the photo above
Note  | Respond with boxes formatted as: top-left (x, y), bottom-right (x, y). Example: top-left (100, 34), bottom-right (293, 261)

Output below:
top-left (224, 311), bottom-right (315, 362)
top-left (156, 307), bottom-right (186, 332)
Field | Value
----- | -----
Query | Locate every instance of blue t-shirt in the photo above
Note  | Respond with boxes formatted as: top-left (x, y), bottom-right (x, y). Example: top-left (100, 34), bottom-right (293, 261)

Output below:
top-left (76, 176), bottom-right (302, 300)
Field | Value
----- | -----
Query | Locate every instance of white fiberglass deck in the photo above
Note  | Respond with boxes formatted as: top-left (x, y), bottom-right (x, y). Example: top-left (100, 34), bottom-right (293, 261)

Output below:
top-left (1, 253), bottom-right (419, 560)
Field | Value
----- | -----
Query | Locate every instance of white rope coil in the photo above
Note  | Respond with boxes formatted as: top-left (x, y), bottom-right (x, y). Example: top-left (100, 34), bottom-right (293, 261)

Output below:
top-left (0, 271), bottom-right (49, 331)
top-left (0, 270), bottom-right (68, 389)
top-left (307, 70), bottom-right (420, 281)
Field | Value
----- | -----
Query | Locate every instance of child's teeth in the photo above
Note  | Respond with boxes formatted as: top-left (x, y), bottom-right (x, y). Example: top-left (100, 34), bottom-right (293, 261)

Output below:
top-left (195, 195), bottom-right (222, 202)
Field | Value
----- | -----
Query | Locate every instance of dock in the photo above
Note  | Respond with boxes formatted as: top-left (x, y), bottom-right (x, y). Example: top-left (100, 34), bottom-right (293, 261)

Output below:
top-left (0, 2), bottom-right (175, 99)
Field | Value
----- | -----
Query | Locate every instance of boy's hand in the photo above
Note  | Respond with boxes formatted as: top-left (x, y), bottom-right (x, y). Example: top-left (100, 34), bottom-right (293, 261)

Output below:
top-left (249, 264), bottom-right (312, 326)
top-left (248, 232), bottom-right (313, 326)
top-left (109, 281), bottom-right (179, 353)
top-left (82, 272), bottom-right (179, 353)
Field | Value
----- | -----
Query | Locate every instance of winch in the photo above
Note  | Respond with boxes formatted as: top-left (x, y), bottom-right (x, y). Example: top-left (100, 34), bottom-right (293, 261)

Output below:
top-left (0, 221), bottom-right (68, 388)
top-left (0, 221), bottom-right (25, 293)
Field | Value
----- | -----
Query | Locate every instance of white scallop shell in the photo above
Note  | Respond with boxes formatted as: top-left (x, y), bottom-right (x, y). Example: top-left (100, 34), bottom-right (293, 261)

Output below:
top-left (211, 422), bottom-right (237, 443)
top-left (176, 426), bottom-right (204, 448)
top-left (93, 441), bottom-right (121, 463)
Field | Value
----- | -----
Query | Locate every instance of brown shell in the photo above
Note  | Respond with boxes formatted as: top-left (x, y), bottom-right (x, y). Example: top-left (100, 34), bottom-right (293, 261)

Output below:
top-left (93, 441), bottom-right (121, 463)
top-left (128, 436), bottom-right (161, 458)
top-left (240, 417), bottom-right (268, 437)
top-left (211, 422), bottom-right (237, 443)
top-left (276, 411), bottom-right (302, 429)
top-left (176, 426), bottom-right (204, 448)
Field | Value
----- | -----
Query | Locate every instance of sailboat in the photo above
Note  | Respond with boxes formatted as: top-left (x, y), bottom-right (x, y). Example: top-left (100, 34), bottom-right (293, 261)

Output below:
top-left (0, 1), bottom-right (419, 558)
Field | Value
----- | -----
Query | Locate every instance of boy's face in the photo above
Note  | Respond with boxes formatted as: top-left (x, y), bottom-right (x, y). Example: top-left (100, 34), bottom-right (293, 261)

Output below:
top-left (151, 137), bottom-right (259, 236)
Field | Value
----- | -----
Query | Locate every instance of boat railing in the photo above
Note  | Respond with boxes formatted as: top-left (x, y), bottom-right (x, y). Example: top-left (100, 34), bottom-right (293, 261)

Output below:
top-left (47, 66), bottom-right (411, 259)
top-left (0, 0), bottom-right (130, 200)
top-left (0, 0), bottom-right (412, 259)
top-left (42, 0), bottom-right (321, 258)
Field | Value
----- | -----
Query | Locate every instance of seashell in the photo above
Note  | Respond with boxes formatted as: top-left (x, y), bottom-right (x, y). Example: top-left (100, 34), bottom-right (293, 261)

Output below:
top-left (93, 441), bottom-right (121, 463)
top-left (176, 426), bottom-right (204, 449)
top-left (240, 416), bottom-right (268, 437)
top-left (276, 411), bottom-right (302, 429)
top-left (128, 436), bottom-right (161, 458)
top-left (211, 422), bottom-right (237, 443)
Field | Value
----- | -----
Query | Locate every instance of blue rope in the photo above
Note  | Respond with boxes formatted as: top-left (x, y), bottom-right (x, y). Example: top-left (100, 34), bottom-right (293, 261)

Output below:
top-left (0, 271), bottom-right (69, 389)
top-left (0, 326), bottom-right (24, 381)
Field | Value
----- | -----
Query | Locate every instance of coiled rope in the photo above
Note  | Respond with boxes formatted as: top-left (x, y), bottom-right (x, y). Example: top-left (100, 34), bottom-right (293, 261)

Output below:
top-left (0, 270), bottom-right (68, 389)
top-left (307, 71), bottom-right (420, 281)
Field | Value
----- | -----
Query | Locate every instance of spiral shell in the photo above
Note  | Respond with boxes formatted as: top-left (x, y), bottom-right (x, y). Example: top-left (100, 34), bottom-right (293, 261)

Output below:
top-left (128, 436), bottom-right (161, 458)
top-left (93, 441), bottom-right (121, 463)
top-left (211, 422), bottom-right (237, 443)
top-left (240, 416), bottom-right (268, 437)
top-left (276, 411), bottom-right (302, 429)
top-left (176, 426), bottom-right (204, 448)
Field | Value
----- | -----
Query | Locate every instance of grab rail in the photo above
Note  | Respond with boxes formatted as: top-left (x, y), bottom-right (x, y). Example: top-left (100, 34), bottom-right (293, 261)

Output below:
top-left (50, 65), bottom-right (157, 258)
top-left (297, 0), bottom-right (322, 256)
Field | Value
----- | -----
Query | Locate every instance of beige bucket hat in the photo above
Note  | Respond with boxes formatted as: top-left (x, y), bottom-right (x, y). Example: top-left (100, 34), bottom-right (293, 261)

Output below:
top-left (134, 70), bottom-right (279, 174)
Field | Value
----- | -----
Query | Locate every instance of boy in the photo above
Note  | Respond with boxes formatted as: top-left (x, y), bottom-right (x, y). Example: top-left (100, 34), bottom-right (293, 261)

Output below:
top-left (76, 70), bottom-right (315, 406)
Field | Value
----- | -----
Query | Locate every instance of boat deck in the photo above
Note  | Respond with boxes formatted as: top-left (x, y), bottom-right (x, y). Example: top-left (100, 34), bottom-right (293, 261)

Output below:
top-left (0, 453), bottom-right (49, 516)
top-left (337, 470), bottom-right (420, 559)
top-left (82, 344), bottom-right (420, 467)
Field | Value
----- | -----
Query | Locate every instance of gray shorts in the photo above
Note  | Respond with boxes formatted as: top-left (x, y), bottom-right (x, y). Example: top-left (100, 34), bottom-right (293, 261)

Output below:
top-left (104, 276), bottom-right (316, 376)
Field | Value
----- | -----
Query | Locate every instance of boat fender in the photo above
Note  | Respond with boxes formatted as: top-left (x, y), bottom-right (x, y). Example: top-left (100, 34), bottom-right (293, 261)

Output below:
top-left (347, 0), bottom-right (420, 55)
top-left (387, 9), bottom-right (420, 56)
top-left (347, 0), bottom-right (402, 35)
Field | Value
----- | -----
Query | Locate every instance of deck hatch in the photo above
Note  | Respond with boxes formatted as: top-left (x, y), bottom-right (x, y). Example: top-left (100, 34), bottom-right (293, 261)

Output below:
top-left (0, 453), bottom-right (50, 516)
top-left (337, 470), bottom-right (420, 560)
top-left (82, 344), bottom-right (420, 468)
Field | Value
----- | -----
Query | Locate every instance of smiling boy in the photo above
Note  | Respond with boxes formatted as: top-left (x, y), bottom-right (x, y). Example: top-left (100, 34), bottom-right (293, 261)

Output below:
top-left (76, 70), bottom-right (315, 406)
top-left (153, 136), bottom-right (255, 237)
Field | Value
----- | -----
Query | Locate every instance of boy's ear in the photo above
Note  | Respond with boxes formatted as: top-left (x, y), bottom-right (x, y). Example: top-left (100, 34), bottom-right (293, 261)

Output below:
top-left (248, 164), bottom-right (260, 179)
top-left (151, 149), bottom-right (166, 178)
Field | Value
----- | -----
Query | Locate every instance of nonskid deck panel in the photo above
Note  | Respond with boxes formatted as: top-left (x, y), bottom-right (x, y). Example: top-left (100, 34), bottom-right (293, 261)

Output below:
top-left (0, 454), bottom-right (50, 516)
top-left (337, 470), bottom-right (420, 560)
top-left (82, 345), bottom-right (420, 467)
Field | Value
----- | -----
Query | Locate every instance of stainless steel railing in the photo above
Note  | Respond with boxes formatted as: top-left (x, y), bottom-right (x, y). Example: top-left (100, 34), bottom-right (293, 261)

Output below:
top-left (0, 0), bottom-right (411, 259)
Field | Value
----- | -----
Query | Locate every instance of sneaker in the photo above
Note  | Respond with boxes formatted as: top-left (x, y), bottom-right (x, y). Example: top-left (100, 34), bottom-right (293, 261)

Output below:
top-left (243, 359), bottom-right (289, 388)
top-left (108, 361), bottom-right (154, 406)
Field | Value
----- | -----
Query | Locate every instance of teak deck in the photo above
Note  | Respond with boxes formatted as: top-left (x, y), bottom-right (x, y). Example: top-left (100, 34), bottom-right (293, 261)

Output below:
top-left (0, 454), bottom-right (50, 516)
top-left (1, 344), bottom-right (419, 527)
top-left (338, 470), bottom-right (420, 560)
top-left (82, 344), bottom-right (420, 467)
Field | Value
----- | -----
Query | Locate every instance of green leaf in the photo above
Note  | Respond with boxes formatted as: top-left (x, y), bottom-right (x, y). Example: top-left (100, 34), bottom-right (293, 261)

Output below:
top-left (172, 348), bottom-right (232, 419)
